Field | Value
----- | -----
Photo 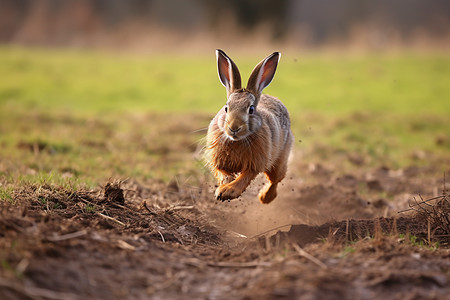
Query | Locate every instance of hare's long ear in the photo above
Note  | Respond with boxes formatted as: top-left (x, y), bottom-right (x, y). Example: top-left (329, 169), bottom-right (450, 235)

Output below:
top-left (216, 49), bottom-right (242, 96)
top-left (247, 52), bottom-right (280, 96)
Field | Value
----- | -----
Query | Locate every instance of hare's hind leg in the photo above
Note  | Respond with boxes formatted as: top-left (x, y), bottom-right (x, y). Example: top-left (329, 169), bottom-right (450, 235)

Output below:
top-left (258, 168), bottom-right (285, 204)
top-left (259, 150), bottom-right (291, 204)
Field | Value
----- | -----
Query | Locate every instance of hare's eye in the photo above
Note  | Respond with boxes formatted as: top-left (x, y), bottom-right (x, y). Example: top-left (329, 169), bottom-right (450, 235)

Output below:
top-left (224, 106), bottom-right (228, 113)
top-left (248, 105), bottom-right (255, 114)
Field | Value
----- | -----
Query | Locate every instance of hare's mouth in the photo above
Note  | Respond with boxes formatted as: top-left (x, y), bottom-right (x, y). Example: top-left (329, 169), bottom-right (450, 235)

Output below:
top-left (224, 126), bottom-right (242, 141)
top-left (224, 131), bottom-right (248, 142)
top-left (225, 133), bottom-right (240, 141)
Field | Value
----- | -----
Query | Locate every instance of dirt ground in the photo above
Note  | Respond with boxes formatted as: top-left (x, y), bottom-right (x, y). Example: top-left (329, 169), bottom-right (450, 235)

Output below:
top-left (1, 156), bottom-right (449, 300)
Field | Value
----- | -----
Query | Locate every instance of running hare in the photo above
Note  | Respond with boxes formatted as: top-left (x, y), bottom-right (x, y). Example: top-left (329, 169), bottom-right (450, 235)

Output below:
top-left (205, 50), bottom-right (293, 204)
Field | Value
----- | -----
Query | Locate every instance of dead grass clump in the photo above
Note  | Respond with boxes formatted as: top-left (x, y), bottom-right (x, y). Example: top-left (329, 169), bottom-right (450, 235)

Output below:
top-left (5, 179), bottom-right (222, 247)
top-left (103, 180), bottom-right (125, 205)
top-left (407, 192), bottom-right (450, 246)
top-left (13, 183), bottom-right (87, 211)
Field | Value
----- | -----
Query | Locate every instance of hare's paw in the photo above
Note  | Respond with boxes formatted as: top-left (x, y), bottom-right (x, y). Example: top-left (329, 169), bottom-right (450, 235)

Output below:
top-left (258, 183), bottom-right (278, 204)
top-left (215, 184), bottom-right (242, 201)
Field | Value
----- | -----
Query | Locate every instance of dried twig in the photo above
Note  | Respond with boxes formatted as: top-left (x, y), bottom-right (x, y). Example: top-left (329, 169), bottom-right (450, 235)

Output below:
top-left (96, 212), bottom-right (125, 226)
top-left (207, 261), bottom-right (272, 268)
top-left (117, 240), bottom-right (136, 251)
top-left (47, 230), bottom-right (87, 242)
top-left (0, 279), bottom-right (80, 300)
top-left (226, 230), bottom-right (248, 239)
top-left (157, 230), bottom-right (166, 243)
top-left (248, 223), bottom-right (294, 240)
top-left (167, 205), bottom-right (194, 211)
top-left (141, 200), bottom-right (156, 215)
top-left (345, 219), bottom-right (350, 242)
top-left (397, 195), bottom-right (445, 213)
top-left (291, 242), bottom-right (327, 270)
top-left (184, 258), bottom-right (271, 268)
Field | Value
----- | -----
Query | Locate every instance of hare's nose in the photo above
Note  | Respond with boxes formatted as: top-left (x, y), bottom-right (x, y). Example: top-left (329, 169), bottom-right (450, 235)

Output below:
top-left (229, 126), bottom-right (241, 134)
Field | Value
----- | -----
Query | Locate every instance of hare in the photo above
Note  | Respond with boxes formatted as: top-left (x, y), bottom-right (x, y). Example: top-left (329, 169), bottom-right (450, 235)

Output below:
top-left (205, 49), bottom-right (293, 204)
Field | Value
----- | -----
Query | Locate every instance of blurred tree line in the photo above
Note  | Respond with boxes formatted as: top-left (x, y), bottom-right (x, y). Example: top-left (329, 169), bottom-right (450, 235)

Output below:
top-left (1, 0), bottom-right (448, 48)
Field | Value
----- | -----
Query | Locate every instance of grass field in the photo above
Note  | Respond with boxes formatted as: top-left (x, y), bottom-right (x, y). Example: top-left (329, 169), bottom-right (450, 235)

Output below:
top-left (0, 47), bottom-right (449, 187)
top-left (2, 47), bottom-right (449, 114)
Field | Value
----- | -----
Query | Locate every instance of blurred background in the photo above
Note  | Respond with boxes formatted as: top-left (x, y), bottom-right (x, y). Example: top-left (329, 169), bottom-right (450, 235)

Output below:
top-left (1, 0), bottom-right (449, 53)
top-left (0, 0), bottom-right (449, 191)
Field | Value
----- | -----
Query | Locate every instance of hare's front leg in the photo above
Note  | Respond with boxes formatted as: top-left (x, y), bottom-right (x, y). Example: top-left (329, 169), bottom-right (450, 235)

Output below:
top-left (216, 171), bottom-right (235, 185)
top-left (215, 170), bottom-right (258, 201)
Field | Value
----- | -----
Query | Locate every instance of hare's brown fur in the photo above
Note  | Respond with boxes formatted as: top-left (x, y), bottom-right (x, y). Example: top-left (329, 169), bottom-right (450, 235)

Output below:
top-left (205, 50), bottom-right (293, 204)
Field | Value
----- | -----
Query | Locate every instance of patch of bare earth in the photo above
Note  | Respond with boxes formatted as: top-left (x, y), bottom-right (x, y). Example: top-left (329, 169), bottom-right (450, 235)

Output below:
top-left (0, 170), bottom-right (449, 299)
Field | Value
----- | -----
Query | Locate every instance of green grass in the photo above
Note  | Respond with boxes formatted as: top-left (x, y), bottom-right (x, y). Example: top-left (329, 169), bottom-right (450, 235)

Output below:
top-left (0, 47), bottom-right (219, 115)
top-left (0, 47), bottom-right (449, 185)
top-left (85, 203), bottom-right (96, 213)
top-left (0, 186), bottom-right (14, 203)
top-left (2, 47), bottom-right (448, 116)
top-left (398, 233), bottom-right (440, 250)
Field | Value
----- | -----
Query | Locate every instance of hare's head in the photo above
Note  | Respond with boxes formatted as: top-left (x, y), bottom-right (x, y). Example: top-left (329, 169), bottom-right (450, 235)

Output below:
top-left (216, 49), bottom-right (280, 141)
